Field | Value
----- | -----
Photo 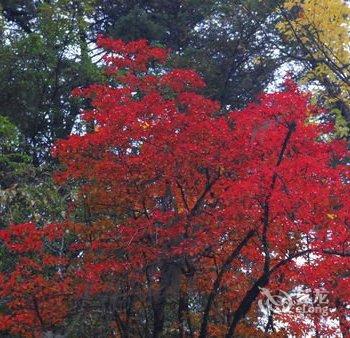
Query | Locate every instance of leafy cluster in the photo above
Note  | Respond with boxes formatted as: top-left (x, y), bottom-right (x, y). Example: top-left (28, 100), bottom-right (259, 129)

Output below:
top-left (0, 38), bottom-right (349, 337)
top-left (278, 0), bottom-right (350, 136)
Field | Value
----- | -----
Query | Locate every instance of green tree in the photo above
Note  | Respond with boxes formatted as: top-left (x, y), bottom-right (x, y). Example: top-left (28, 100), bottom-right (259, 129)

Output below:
top-left (92, 0), bottom-right (284, 108)
top-left (0, 0), bottom-right (101, 163)
top-left (0, 116), bottom-right (66, 228)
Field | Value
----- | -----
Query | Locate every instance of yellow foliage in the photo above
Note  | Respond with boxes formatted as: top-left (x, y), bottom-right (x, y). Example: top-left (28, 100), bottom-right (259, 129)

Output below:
top-left (279, 0), bottom-right (350, 61)
top-left (277, 0), bottom-right (350, 136)
top-left (327, 213), bottom-right (337, 220)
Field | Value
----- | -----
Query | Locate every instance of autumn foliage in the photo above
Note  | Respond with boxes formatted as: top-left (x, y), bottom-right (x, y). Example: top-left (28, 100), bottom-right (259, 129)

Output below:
top-left (0, 37), bottom-right (349, 337)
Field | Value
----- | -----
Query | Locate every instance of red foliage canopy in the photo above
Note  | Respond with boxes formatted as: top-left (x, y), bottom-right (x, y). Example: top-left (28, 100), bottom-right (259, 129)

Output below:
top-left (0, 37), bottom-right (349, 337)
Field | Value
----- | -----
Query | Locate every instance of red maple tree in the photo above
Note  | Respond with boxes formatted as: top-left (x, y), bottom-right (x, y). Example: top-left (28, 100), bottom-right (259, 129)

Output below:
top-left (0, 37), bottom-right (349, 337)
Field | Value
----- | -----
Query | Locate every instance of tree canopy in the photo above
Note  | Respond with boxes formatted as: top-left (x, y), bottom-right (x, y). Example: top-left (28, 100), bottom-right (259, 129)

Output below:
top-left (0, 38), bottom-right (348, 337)
top-left (0, 1), bottom-right (350, 336)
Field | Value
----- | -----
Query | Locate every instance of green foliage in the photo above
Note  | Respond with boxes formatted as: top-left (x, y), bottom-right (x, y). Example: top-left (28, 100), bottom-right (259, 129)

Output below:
top-left (0, 116), bottom-right (31, 189)
top-left (93, 0), bottom-right (283, 108)
top-left (0, 116), bottom-right (66, 228)
top-left (0, 0), bottom-right (101, 162)
top-left (333, 108), bottom-right (350, 138)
